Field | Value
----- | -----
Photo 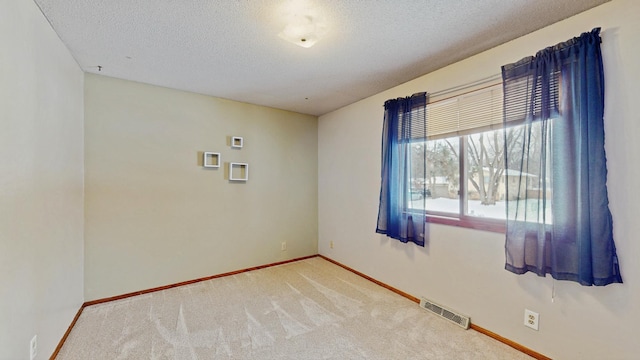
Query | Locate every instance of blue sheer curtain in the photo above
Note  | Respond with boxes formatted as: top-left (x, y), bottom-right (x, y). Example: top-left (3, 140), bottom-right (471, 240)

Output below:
top-left (502, 28), bottom-right (622, 286)
top-left (376, 92), bottom-right (427, 246)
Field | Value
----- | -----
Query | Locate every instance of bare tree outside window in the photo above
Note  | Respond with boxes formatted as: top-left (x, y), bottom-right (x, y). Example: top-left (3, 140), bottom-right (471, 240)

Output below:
top-left (407, 124), bottom-right (547, 221)
top-left (402, 83), bottom-right (554, 230)
top-left (466, 127), bottom-right (524, 205)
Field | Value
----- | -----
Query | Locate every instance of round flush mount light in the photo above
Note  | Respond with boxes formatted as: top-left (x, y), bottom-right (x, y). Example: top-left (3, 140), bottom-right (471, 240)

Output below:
top-left (278, 0), bottom-right (329, 48)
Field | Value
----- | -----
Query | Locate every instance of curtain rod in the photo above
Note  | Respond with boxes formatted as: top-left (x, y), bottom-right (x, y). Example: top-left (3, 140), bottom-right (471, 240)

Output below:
top-left (427, 73), bottom-right (502, 102)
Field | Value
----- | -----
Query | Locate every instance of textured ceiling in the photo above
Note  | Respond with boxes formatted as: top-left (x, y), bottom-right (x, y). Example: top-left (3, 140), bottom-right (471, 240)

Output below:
top-left (34, 0), bottom-right (609, 116)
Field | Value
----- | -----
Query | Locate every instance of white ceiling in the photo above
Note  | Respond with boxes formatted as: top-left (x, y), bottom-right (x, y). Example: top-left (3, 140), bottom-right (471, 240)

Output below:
top-left (34, 0), bottom-right (609, 116)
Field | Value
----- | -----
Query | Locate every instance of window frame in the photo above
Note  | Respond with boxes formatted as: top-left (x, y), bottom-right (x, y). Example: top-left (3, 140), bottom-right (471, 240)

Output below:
top-left (414, 133), bottom-right (506, 233)
top-left (406, 83), bottom-right (509, 234)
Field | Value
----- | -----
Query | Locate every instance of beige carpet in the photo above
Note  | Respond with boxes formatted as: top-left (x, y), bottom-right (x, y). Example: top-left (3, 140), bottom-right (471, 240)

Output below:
top-left (56, 257), bottom-right (532, 359)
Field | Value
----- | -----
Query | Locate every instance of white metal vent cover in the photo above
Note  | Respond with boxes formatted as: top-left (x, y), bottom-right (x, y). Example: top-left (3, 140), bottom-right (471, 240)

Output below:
top-left (419, 297), bottom-right (470, 329)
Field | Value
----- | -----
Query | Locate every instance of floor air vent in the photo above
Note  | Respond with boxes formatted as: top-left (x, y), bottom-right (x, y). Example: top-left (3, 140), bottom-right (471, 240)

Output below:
top-left (419, 297), bottom-right (470, 329)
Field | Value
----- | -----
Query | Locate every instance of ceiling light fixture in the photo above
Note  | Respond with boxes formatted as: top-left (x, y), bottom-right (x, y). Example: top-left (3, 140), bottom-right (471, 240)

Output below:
top-left (278, 1), bottom-right (329, 48)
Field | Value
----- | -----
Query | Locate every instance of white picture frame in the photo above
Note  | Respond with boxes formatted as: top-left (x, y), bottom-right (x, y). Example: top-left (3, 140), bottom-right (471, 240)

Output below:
top-left (231, 136), bottom-right (244, 148)
top-left (203, 152), bottom-right (221, 168)
top-left (229, 162), bottom-right (249, 181)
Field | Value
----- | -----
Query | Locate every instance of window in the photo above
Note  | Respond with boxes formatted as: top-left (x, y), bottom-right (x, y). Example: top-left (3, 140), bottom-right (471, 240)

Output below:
top-left (406, 84), bottom-right (533, 232)
top-left (377, 83), bottom-right (554, 235)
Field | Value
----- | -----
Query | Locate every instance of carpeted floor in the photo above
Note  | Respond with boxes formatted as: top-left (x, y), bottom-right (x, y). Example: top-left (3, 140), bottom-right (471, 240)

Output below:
top-left (56, 257), bottom-right (532, 359)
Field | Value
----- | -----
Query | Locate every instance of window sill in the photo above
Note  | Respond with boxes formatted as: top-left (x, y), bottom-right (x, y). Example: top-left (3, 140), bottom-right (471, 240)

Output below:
top-left (425, 214), bottom-right (506, 234)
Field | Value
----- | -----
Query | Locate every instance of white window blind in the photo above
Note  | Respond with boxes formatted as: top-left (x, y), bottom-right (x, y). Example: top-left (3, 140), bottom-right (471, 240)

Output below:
top-left (426, 84), bottom-right (504, 140)
top-left (503, 71), bottom-right (560, 124)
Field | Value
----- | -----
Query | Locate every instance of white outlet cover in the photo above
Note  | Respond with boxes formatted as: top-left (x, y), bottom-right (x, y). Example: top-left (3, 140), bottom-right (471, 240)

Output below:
top-left (524, 309), bottom-right (539, 331)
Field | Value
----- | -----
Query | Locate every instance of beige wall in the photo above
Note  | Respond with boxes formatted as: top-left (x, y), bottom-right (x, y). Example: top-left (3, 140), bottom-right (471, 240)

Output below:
top-left (84, 74), bottom-right (318, 301)
top-left (0, 0), bottom-right (85, 358)
top-left (318, 0), bottom-right (640, 359)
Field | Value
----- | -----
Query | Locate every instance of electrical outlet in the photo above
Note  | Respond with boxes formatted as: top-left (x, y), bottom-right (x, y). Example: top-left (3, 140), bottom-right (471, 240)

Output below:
top-left (30, 335), bottom-right (37, 360)
top-left (330, 241), bottom-right (334, 249)
top-left (281, 242), bottom-right (286, 251)
top-left (524, 309), bottom-right (539, 331)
